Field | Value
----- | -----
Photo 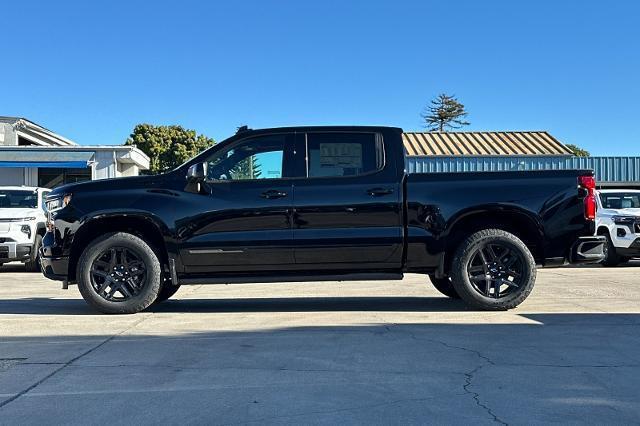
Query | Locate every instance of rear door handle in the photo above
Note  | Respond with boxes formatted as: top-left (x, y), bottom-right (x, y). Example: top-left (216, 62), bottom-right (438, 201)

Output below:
top-left (260, 189), bottom-right (288, 199)
top-left (367, 187), bottom-right (394, 196)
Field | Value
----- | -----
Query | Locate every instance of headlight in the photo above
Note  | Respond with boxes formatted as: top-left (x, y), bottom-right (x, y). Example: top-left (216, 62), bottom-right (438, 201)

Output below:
top-left (612, 215), bottom-right (638, 224)
top-left (46, 194), bottom-right (72, 212)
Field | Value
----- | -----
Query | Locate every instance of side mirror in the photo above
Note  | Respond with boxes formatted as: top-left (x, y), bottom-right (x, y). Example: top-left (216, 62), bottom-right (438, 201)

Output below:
top-left (187, 162), bottom-right (207, 181)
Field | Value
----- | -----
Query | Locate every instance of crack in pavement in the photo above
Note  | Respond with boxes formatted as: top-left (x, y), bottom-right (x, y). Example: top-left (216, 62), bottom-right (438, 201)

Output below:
top-left (0, 314), bottom-right (151, 410)
top-left (375, 320), bottom-right (508, 425)
top-left (419, 337), bottom-right (507, 425)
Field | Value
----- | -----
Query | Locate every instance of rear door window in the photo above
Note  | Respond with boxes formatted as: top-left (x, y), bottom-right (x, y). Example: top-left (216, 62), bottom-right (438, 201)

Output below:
top-left (305, 133), bottom-right (383, 178)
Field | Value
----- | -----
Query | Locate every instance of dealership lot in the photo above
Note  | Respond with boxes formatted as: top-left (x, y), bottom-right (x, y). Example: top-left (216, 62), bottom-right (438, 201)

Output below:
top-left (0, 263), bottom-right (639, 424)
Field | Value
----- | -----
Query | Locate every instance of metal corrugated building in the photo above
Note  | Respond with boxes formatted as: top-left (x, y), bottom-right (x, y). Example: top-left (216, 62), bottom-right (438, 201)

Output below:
top-left (402, 131), bottom-right (572, 156)
top-left (406, 156), bottom-right (640, 184)
top-left (403, 131), bottom-right (640, 187)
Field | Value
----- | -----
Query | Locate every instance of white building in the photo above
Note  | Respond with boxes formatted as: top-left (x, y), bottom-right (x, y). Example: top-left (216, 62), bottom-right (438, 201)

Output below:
top-left (0, 117), bottom-right (149, 187)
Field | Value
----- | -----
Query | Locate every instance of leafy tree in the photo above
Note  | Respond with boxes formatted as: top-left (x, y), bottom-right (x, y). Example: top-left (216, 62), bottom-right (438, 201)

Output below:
top-left (565, 144), bottom-right (590, 157)
top-left (230, 156), bottom-right (262, 180)
top-left (125, 124), bottom-right (215, 174)
top-left (422, 94), bottom-right (470, 131)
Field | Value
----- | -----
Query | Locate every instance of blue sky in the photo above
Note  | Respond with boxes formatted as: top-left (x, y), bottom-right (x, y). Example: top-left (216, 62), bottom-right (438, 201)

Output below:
top-left (3, 0), bottom-right (639, 155)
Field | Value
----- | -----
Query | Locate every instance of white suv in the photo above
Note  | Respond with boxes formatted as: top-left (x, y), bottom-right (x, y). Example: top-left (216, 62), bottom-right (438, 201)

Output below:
top-left (596, 189), bottom-right (640, 266)
top-left (0, 186), bottom-right (50, 271)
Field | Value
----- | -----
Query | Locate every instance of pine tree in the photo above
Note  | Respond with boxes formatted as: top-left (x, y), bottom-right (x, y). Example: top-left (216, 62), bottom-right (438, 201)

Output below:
top-left (422, 94), bottom-right (470, 132)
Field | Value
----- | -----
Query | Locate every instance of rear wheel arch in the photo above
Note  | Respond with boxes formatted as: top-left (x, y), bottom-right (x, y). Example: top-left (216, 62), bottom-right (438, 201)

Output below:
top-left (68, 215), bottom-right (169, 282)
top-left (442, 208), bottom-right (544, 272)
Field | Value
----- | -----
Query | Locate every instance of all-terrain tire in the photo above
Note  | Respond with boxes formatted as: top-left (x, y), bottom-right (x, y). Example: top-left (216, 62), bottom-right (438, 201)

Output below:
top-left (450, 229), bottom-right (536, 311)
top-left (25, 234), bottom-right (43, 272)
top-left (601, 231), bottom-right (621, 267)
top-left (428, 274), bottom-right (460, 299)
top-left (77, 232), bottom-right (161, 314)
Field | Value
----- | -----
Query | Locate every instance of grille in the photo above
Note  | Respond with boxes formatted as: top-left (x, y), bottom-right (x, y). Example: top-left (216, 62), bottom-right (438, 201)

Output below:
top-left (635, 222), bottom-right (640, 233)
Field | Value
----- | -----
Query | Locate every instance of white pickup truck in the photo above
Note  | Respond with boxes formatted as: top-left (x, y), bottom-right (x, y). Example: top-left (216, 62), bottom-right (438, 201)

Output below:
top-left (596, 189), bottom-right (640, 266)
top-left (0, 186), bottom-right (50, 271)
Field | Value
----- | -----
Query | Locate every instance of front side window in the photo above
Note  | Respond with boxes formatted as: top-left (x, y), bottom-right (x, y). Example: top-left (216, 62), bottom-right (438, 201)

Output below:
top-left (0, 190), bottom-right (38, 208)
top-left (205, 135), bottom-right (286, 181)
top-left (600, 192), bottom-right (640, 209)
top-left (306, 133), bottom-right (383, 178)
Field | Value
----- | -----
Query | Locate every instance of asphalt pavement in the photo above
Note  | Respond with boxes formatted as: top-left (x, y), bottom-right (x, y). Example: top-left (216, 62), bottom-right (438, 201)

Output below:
top-left (1, 261), bottom-right (639, 425)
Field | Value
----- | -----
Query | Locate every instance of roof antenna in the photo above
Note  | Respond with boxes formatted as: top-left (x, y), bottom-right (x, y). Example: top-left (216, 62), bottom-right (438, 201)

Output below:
top-left (236, 125), bottom-right (250, 134)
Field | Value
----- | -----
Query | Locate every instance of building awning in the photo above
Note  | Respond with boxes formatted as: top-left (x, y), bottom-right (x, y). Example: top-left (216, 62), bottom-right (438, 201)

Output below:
top-left (0, 150), bottom-right (94, 168)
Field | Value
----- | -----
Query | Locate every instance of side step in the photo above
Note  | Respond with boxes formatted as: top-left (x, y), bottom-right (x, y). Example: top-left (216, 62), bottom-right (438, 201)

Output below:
top-left (179, 272), bottom-right (404, 285)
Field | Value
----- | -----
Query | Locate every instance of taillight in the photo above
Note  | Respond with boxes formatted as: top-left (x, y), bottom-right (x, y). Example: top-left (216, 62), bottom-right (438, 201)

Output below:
top-left (578, 175), bottom-right (597, 220)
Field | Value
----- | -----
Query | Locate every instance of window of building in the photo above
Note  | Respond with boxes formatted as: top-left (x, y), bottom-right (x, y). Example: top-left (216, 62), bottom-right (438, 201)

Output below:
top-left (306, 133), bottom-right (383, 178)
top-left (38, 168), bottom-right (91, 188)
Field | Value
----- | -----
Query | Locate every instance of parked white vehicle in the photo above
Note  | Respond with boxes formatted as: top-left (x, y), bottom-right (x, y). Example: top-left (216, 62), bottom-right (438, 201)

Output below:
top-left (0, 186), bottom-right (50, 271)
top-left (596, 189), bottom-right (640, 266)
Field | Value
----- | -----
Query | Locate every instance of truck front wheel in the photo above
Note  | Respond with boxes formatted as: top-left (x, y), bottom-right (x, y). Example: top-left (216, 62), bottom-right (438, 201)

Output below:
top-left (25, 234), bottom-right (43, 272)
top-left (450, 229), bottom-right (536, 310)
top-left (76, 232), bottom-right (161, 314)
top-left (601, 231), bottom-right (621, 267)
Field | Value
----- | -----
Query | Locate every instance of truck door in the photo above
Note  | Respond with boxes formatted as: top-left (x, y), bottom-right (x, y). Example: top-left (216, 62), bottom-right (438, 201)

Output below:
top-left (178, 133), bottom-right (296, 273)
top-left (291, 131), bottom-right (403, 270)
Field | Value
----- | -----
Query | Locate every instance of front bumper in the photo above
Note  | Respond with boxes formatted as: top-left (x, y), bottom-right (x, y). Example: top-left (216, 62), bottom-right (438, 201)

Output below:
top-left (570, 236), bottom-right (606, 264)
top-left (39, 247), bottom-right (69, 281)
top-left (0, 242), bottom-right (33, 263)
top-left (616, 237), bottom-right (640, 258)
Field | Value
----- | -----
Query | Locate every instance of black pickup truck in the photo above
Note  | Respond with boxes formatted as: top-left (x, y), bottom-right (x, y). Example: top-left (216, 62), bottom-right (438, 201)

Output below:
top-left (41, 126), bottom-right (605, 313)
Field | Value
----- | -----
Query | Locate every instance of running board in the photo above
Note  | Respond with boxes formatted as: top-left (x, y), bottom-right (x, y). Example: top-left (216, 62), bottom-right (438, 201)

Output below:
top-left (178, 272), bottom-right (404, 285)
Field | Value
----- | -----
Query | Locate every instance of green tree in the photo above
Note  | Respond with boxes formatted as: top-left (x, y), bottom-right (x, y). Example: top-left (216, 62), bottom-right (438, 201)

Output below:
top-left (230, 156), bottom-right (262, 180)
top-left (565, 144), bottom-right (590, 157)
top-left (125, 124), bottom-right (215, 174)
top-left (422, 93), bottom-right (470, 131)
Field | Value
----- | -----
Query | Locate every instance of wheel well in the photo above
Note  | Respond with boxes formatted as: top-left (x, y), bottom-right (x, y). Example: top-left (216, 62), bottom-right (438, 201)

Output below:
top-left (443, 211), bottom-right (544, 270)
top-left (68, 216), bottom-right (168, 282)
top-left (36, 224), bottom-right (47, 237)
top-left (597, 226), bottom-right (610, 236)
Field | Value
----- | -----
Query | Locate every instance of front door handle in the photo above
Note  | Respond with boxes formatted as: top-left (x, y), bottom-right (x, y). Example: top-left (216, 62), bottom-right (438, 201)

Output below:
top-left (260, 189), bottom-right (288, 199)
top-left (367, 187), bottom-right (394, 197)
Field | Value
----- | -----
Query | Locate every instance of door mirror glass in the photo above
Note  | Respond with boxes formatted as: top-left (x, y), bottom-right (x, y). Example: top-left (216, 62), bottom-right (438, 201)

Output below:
top-left (187, 162), bottom-right (207, 181)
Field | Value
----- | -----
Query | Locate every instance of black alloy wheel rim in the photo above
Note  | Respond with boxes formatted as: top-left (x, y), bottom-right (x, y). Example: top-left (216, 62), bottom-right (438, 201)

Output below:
top-left (90, 247), bottom-right (147, 302)
top-left (467, 242), bottom-right (524, 299)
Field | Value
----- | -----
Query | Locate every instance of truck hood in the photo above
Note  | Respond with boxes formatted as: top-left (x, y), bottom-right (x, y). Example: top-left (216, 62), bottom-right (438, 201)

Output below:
top-left (48, 173), bottom-right (174, 197)
top-left (0, 208), bottom-right (42, 220)
top-left (599, 208), bottom-right (640, 217)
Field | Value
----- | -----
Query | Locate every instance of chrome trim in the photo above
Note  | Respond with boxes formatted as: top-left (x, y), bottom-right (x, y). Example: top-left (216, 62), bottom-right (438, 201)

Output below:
top-left (187, 249), bottom-right (245, 254)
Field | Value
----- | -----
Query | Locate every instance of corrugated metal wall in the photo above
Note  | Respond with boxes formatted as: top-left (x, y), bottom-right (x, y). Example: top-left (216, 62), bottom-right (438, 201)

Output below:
top-left (405, 156), bottom-right (640, 183)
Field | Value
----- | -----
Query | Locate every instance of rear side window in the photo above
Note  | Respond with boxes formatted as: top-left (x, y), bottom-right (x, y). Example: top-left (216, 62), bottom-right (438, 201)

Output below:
top-left (306, 133), bottom-right (383, 178)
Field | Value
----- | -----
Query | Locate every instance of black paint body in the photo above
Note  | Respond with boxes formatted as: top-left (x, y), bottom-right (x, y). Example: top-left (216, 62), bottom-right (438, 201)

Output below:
top-left (40, 126), bottom-right (599, 283)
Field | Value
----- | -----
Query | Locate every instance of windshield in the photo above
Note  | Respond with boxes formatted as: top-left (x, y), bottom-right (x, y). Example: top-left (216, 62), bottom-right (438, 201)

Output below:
top-left (599, 192), bottom-right (640, 209)
top-left (0, 190), bottom-right (38, 209)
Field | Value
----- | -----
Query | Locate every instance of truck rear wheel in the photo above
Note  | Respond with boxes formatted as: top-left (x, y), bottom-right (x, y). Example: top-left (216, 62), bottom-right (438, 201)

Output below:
top-left (76, 232), bottom-right (161, 314)
top-left (450, 229), bottom-right (536, 310)
top-left (427, 274), bottom-right (460, 299)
